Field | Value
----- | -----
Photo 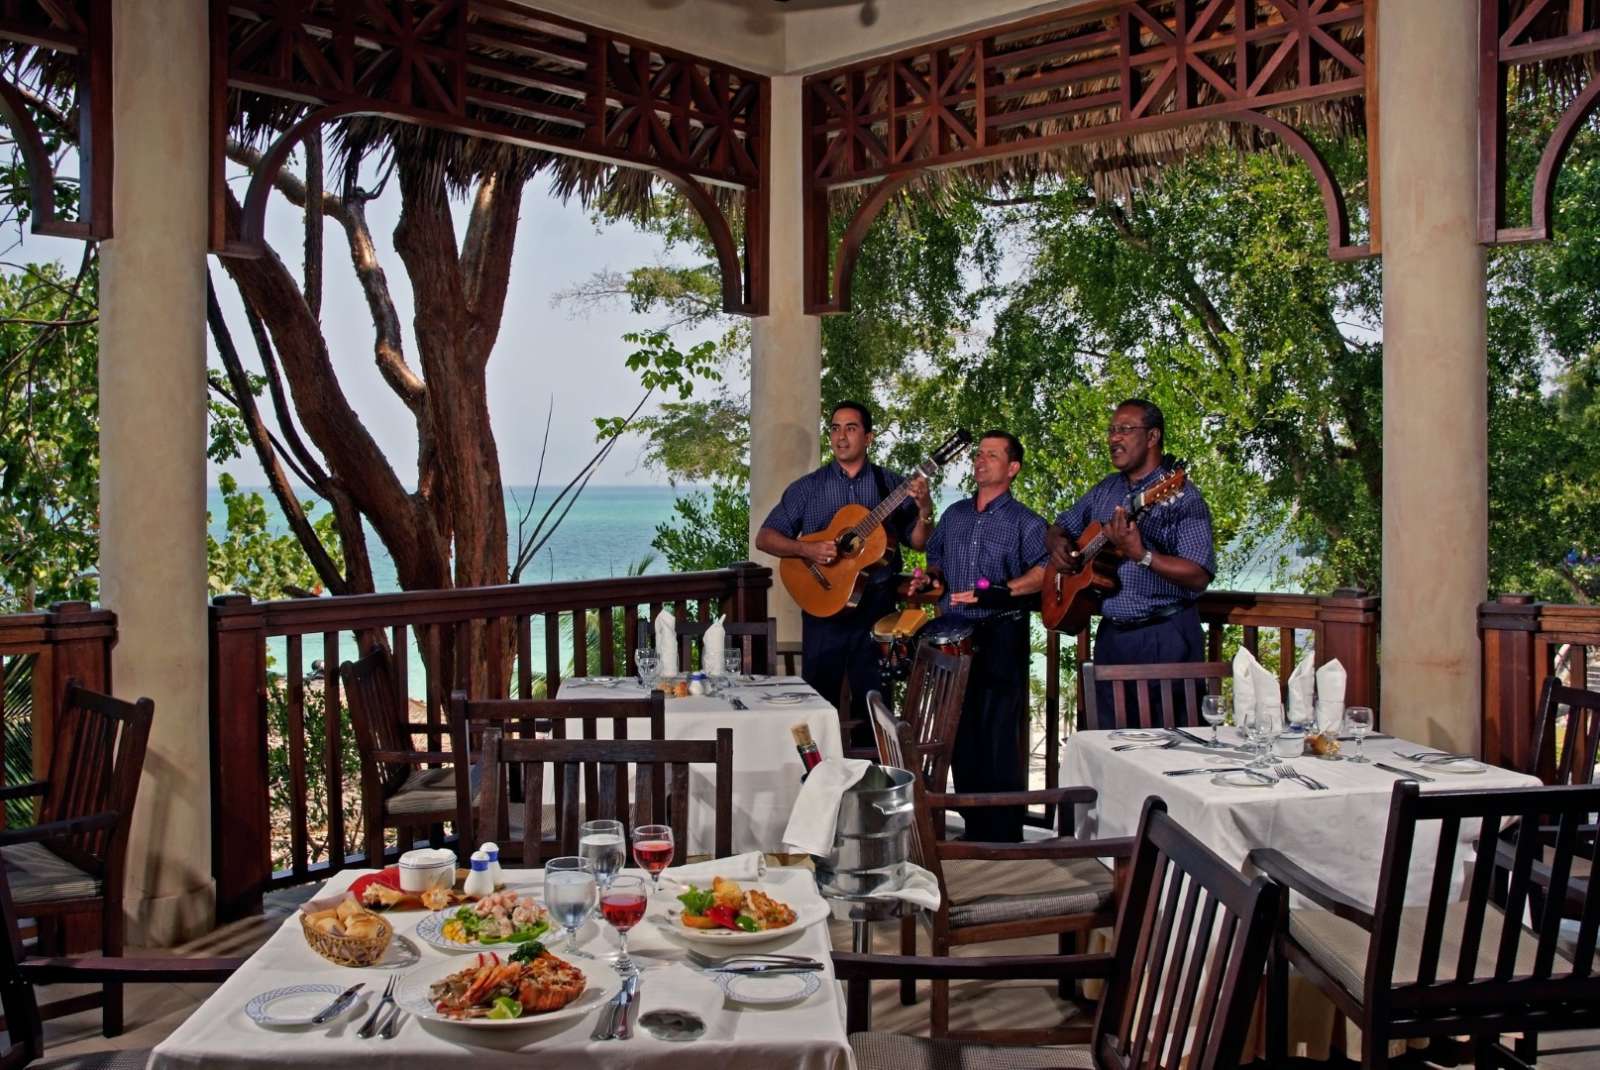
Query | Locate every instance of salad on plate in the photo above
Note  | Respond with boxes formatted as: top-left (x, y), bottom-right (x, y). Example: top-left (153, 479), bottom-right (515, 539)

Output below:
top-left (440, 889), bottom-right (551, 947)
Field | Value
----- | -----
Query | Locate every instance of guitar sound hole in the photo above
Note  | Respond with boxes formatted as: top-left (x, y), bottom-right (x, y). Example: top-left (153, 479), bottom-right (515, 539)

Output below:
top-left (836, 534), bottom-right (860, 557)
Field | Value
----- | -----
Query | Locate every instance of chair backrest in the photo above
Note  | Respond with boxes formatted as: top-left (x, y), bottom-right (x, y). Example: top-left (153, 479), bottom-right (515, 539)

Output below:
top-left (1082, 660), bottom-right (1228, 731)
top-left (38, 682), bottom-right (153, 869)
top-left (896, 645), bottom-right (971, 790)
top-left (674, 618), bottom-right (778, 676)
top-left (1094, 797), bottom-right (1280, 1070)
top-left (477, 726), bottom-right (733, 865)
top-left (1363, 781), bottom-right (1600, 1023)
top-left (339, 645), bottom-right (410, 794)
top-left (1532, 678), bottom-right (1600, 785)
top-left (868, 691), bottom-right (947, 903)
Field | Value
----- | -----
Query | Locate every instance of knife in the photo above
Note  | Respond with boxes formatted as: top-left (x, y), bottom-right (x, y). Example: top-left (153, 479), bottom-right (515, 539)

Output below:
top-left (1374, 761), bottom-right (1434, 783)
top-left (620, 972), bottom-right (642, 1040)
top-left (1163, 766), bottom-right (1249, 777)
top-left (729, 697), bottom-right (748, 710)
top-left (311, 982), bottom-right (364, 1025)
top-left (707, 962), bottom-right (825, 974)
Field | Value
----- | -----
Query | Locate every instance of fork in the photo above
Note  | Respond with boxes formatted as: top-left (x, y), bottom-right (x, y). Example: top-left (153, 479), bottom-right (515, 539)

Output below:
top-left (357, 975), bottom-right (397, 1039)
top-left (1112, 739), bottom-right (1179, 753)
top-left (1274, 763), bottom-right (1325, 791)
top-left (1397, 751), bottom-right (1474, 764)
top-left (686, 948), bottom-right (817, 967)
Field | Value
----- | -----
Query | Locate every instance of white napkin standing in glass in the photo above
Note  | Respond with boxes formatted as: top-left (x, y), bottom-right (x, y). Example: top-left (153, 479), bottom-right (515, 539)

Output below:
top-left (662, 850), bottom-right (767, 886)
top-left (782, 757), bottom-right (873, 857)
top-left (1231, 648), bottom-right (1258, 726)
top-left (655, 607), bottom-right (679, 677)
top-left (1252, 658), bottom-right (1285, 731)
top-left (702, 614), bottom-right (726, 674)
top-left (1286, 651), bottom-right (1316, 729)
top-left (1315, 658), bottom-right (1348, 732)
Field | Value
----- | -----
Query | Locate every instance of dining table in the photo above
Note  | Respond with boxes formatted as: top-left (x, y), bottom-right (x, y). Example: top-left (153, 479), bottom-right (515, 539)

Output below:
top-left (150, 864), bottom-right (851, 1070)
top-left (554, 675), bottom-right (843, 855)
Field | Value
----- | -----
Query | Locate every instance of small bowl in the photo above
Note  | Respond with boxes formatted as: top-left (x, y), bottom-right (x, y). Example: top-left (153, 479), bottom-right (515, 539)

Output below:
top-left (398, 848), bottom-right (456, 894)
top-left (1273, 733), bottom-right (1306, 758)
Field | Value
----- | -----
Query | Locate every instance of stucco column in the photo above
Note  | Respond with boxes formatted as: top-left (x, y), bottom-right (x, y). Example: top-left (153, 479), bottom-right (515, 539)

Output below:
top-left (99, 0), bottom-right (214, 943)
top-left (1377, 0), bottom-right (1487, 750)
top-left (749, 75), bottom-right (822, 643)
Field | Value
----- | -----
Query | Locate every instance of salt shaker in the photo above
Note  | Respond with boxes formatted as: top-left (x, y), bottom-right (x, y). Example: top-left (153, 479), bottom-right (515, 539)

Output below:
top-left (462, 850), bottom-right (494, 898)
top-left (687, 672), bottom-right (707, 696)
top-left (481, 841), bottom-right (503, 889)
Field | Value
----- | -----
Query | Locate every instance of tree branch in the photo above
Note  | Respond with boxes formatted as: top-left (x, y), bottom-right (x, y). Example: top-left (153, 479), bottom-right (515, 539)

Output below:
top-left (234, 279), bottom-right (332, 489)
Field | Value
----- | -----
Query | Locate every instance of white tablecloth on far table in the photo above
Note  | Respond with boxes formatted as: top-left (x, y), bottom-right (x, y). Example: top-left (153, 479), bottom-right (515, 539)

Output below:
top-left (151, 866), bottom-right (849, 1070)
top-left (1063, 729), bottom-right (1541, 910)
top-left (554, 676), bottom-right (842, 855)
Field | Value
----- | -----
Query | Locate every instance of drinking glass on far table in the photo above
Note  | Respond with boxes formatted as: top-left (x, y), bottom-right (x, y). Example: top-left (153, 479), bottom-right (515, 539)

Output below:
top-left (543, 856), bottom-right (597, 958)
top-left (632, 824), bottom-right (674, 895)
top-left (580, 819), bottom-right (626, 891)
top-left (600, 874), bottom-right (649, 975)
top-left (1243, 710), bottom-right (1274, 769)
top-left (1345, 706), bottom-right (1374, 764)
top-left (636, 647), bottom-right (661, 689)
top-left (1200, 694), bottom-right (1228, 746)
top-left (722, 646), bottom-right (744, 680)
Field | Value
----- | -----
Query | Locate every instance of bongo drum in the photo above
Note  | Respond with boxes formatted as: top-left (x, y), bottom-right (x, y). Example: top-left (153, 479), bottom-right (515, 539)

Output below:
top-left (871, 608), bottom-right (929, 680)
top-left (920, 617), bottom-right (975, 657)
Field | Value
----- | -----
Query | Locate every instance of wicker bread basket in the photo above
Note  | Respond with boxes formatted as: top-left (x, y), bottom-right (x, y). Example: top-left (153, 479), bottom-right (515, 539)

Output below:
top-left (300, 909), bottom-right (393, 967)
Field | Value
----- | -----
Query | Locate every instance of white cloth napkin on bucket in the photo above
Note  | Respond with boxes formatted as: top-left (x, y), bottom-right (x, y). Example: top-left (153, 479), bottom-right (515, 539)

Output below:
top-left (1232, 647), bottom-right (1283, 731)
top-left (1287, 651), bottom-right (1316, 728)
top-left (702, 615), bottom-right (726, 674)
top-left (870, 862), bottom-right (941, 910)
top-left (655, 607), bottom-right (679, 677)
top-left (782, 758), bottom-right (873, 857)
top-left (1315, 658), bottom-right (1348, 732)
top-left (662, 850), bottom-right (767, 886)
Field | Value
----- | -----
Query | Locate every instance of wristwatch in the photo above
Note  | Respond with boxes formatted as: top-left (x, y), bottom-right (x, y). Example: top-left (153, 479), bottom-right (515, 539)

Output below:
top-left (1137, 550), bottom-right (1154, 569)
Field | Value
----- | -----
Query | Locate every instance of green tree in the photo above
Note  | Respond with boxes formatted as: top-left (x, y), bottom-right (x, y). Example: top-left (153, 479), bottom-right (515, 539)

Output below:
top-left (207, 473), bottom-right (344, 599)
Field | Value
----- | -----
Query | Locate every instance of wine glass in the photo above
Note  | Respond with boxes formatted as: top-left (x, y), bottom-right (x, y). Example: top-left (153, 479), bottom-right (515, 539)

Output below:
top-left (600, 874), bottom-right (649, 975)
top-left (579, 819), bottom-right (625, 891)
top-left (636, 647), bottom-right (661, 689)
top-left (632, 824), bottom-right (674, 895)
top-left (1345, 706), bottom-right (1374, 764)
top-left (1244, 709), bottom-right (1274, 768)
top-left (543, 856), bottom-right (597, 958)
top-left (1200, 694), bottom-right (1227, 746)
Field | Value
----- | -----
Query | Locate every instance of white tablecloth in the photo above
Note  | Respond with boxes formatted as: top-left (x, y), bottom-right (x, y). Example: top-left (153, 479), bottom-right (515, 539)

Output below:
top-left (152, 866), bottom-right (850, 1070)
top-left (1062, 729), bottom-right (1541, 909)
top-left (554, 676), bottom-right (843, 855)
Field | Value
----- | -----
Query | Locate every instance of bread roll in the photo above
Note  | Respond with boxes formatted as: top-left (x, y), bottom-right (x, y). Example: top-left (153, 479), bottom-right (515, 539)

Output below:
top-left (312, 915), bottom-right (345, 937)
top-left (344, 916), bottom-right (382, 940)
top-left (335, 897), bottom-right (365, 923)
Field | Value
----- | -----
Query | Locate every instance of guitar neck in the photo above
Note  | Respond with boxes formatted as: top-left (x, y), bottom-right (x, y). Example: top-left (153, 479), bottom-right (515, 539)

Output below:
top-left (848, 465), bottom-right (926, 541)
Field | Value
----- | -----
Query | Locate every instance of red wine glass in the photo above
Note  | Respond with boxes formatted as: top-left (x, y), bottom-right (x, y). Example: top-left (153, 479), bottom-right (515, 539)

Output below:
top-left (600, 874), bottom-right (649, 975)
top-left (632, 824), bottom-right (674, 895)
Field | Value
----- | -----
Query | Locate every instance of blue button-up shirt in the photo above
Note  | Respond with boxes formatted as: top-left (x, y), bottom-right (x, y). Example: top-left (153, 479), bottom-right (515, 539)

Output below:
top-left (926, 491), bottom-right (1049, 620)
top-left (761, 461), bottom-right (920, 580)
top-left (1055, 467), bottom-right (1216, 622)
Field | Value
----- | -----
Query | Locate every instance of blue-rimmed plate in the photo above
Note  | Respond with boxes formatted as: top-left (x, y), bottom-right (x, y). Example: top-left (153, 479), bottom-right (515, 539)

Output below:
top-left (244, 984), bottom-right (350, 1027)
top-left (413, 908), bottom-right (551, 952)
top-left (1110, 729), bottom-right (1167, 742)
top-left (395, 956), bottom-right (621, 1028)
top-left (1212, 769), bottom-right (1277, 789)
top-left (712, 969), bottom-right (821, 1005)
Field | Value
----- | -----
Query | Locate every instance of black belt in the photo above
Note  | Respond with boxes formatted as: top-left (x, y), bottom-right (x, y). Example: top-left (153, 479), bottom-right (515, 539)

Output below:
top-left (1101, 603), bottom-right (1187, 630)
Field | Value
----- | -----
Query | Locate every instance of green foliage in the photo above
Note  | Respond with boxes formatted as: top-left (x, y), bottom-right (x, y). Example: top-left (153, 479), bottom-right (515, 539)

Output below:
top-left (593, 328), bottom-right (722, 440)
top-left (651, 482), bottom-right (750, 573)
top-left (207, 473), bottom-right (343, 599)
top-left (264, 678), bottom-right (362, 872)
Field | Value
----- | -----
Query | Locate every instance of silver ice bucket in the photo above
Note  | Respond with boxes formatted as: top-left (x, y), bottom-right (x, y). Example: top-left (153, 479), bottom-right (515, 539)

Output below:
top-left (813, 764), bottom-right (916, 899)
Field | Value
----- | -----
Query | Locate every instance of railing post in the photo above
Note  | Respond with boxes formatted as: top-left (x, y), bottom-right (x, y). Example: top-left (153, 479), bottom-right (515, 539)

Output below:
top-left (1316, 587), bottom-right (1380, 714)
top-left (37, 602), bottom-right (117, 778)
top-left (728, 561), bottom-right (773, 667)
top-left (1479, 593), bottom-right (1539, 774)
top-left (210, 594), bottom-right (271, 920)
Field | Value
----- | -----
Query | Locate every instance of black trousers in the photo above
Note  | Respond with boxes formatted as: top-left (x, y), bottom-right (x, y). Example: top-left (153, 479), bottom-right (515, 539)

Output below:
top-left (1090, 604), bottom-right (1205, 730)
top-left (801, 585), bottom-right (897, 744)
top-left (950, 613), bottom-right (1031, 843)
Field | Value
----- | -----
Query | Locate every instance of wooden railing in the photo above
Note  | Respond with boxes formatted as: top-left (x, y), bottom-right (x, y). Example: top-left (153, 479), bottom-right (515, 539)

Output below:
top-left (1480, 594), bottom-right (1600, 777)
top-left (208, 563), bottom-right (771, 920)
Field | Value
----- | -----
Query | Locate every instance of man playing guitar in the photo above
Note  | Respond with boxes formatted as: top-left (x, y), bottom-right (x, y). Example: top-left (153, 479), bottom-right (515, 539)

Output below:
top-left (1047, 399), bottom-right (1216, 730)
top-left (910, 430), bottom-right (1047, 842)
top-left (756, 401), bottom-right (933, 735)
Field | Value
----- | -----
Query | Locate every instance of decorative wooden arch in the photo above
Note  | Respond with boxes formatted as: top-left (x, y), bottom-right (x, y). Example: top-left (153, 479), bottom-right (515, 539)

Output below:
top-left (1480, 0), bottom-right (1600, 244)
top-left (211, 0), bottom-right (768, 315)
top-left (0, 0), bottom-right (112, 241)
top-left (803, 0), bottom-right (1376, 315)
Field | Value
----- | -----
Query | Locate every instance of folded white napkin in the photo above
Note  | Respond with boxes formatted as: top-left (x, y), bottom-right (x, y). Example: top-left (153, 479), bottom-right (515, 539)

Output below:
top-left (1232, 647), bottom-right (1283, 731)
top-left (1315, 658), bottom-right (1347, 733)
top-left (1286, 651), bottom-right (1316, 729)
top-left (703, 615), bottom-right (726, 674)
top-left (782, 757), bottom-right (873, 857)
top-left (663, 850), bottom-right (767, 886)
top-left (655, 608), bottom-right (679, 677)
top-left (635, 963), bottom-right (725, 1026)
top-left (870, 862), bottom-right (940, 911)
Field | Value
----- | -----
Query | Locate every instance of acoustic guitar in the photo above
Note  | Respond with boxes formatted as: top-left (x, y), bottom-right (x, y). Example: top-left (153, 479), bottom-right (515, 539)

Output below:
top-left (778, 429), bottom-right (971, 618)
top-left (1040, 464), bottom-right (1188, 633)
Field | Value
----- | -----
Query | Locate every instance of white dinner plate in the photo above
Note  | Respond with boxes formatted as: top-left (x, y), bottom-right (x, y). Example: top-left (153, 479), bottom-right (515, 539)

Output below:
top-left (1110, 729), bottom-right (1167, 742)
top-left (414, 906), bottom-right (551, 953)
top-left (713, 969), bottom-right (821, 1005)
top-left (396, 955), bottom-right (621, 1029)
top-left (244, 983), bottom-right (350, 1028)
top-left (654, 889), bottom-right (829, 946)
top-left (1426, 759), bottom-right (1487, 775)
top-left (758, 693), bottom-right (806, 706)
top-left (1212, 769), bottom-right (1277, 789)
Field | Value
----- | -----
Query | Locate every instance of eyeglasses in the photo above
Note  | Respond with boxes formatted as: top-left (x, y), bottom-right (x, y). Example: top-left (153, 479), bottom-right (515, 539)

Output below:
top-left (1107, 423), bottom-right (1151, 437)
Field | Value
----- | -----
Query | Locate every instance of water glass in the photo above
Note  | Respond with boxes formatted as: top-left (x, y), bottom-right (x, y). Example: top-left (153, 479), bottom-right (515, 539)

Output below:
top-left (632, 823), bottom-right (674, 895)
top-left (579, 819), bottom-right (626, 890)
top-left (1244, 710), bottom-right (1275, 768)
top-left (1345, 706), bottom-right (1374, 764)
top-left (636, 647), bottom-right (661, 689)
top-left (722, 646), bottom-right (745, 679)
top-left (543, 856), bottom-right (597, 958)
top-left (600, 874), bottom-right (649, 975)
top-left (1200, 694), bottom-right (1227, 746)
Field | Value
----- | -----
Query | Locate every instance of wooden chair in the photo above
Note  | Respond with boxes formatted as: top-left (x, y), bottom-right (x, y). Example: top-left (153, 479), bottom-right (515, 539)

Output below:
top-left (477, 726), bottom-right (734, 864)
top-left (895, 644), bottom-right (972, 791)
top-left (869, 692), bottom-right (1133, 1043)
top-left (674, 618), bottom-right (778, 676)
top-left (835, 796), bottom-right (1280, 1069)
top-left (1530, 677), bottom-right (1600, 786)
top-left (0, 682), bottom-right (152, 1039)
top-left (1081, 660), bottom-right (1228, 731)
top-left (449, 690), bottom-right (665, 865)
top-left (340, 645), bottom-right (475, 866)
top-left (1253, 781), bottom-right (1600, 1069)
top-left (0, 861), bottom-right (241, 1069)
